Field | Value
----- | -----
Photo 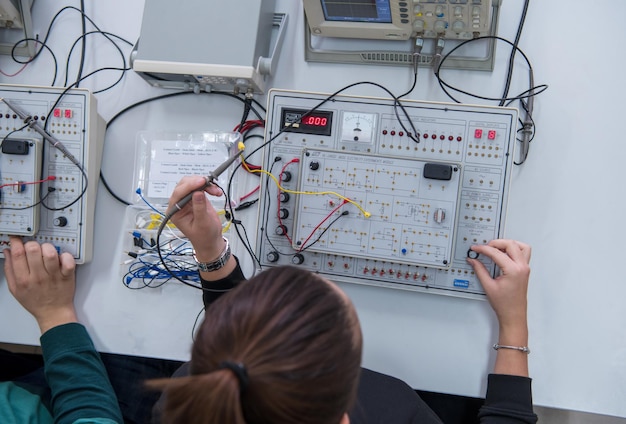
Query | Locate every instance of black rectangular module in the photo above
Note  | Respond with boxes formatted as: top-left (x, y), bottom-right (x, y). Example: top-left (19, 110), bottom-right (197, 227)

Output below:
top-left (1, 139), bottom-right (30, 155)
top-left (423, 163), bottom-right (453, 180)
top-left (280, 108), bottom-right (333, 136)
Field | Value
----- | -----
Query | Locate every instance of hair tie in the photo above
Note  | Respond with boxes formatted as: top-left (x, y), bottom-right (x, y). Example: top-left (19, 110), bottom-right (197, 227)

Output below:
top-left (218, 361), bottom-right (249, 392)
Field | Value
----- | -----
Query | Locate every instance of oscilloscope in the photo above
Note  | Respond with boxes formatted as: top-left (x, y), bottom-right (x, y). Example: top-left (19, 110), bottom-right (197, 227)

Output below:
top-left (303, 0), bottom-right (495, 41)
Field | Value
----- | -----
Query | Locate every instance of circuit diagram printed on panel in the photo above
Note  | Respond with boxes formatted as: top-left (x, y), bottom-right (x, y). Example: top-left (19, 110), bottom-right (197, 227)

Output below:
top-left (257, 90), bottom-right (517, 298)
top-left (293, 149), bottom-right (461, 269)
top-left (0, 138), bottom-right (43, 236)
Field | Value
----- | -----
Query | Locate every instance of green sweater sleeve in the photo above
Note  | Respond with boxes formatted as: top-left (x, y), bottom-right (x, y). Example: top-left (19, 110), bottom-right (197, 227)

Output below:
top-left (40, 323), bottom-right (123, 424)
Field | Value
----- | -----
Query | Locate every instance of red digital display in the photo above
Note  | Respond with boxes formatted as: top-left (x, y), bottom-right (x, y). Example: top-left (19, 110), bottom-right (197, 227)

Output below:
top-left (302, 115), bottom-right (328, 126)
top-left (282, 108), bottom-right (333, 136)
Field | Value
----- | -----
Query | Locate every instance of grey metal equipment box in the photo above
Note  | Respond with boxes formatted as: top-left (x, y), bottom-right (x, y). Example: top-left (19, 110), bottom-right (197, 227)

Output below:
top-left (0, 0), bottom-right (35, 56)
top-left (131, 0), bottom-right (285, 94)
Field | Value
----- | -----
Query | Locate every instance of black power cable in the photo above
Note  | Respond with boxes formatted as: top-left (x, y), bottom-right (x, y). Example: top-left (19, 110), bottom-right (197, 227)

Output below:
top-left (101, 90), bottom-right (266, 206)
top-left (434, 35), bottom-right (547, 165)
top-left (500, 0), bottom-right (531, 107)
top-left (75, 0), bottom-right (87, 88)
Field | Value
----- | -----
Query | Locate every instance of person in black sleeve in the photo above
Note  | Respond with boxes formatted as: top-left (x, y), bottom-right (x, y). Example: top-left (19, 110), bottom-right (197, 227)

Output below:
top-left (149, 175), bottom-right (537, 424)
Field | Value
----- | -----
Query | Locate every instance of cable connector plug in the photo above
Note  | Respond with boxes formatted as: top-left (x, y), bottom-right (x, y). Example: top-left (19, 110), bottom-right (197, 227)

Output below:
top-left (433, 38), bottom-right (445, 73)
top-left (412, 37), bottom-right (424, 72)
top-left (518, 118), bottom-right (534, 164)
top-left (235, 199), bottom-right (259, 211)
top-left (126, 249), bottom-right (148, 259)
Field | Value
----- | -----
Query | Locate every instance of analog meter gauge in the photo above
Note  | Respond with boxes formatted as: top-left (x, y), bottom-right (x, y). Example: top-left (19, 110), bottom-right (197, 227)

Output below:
top-left (340, 112), bottom-right (377, 144)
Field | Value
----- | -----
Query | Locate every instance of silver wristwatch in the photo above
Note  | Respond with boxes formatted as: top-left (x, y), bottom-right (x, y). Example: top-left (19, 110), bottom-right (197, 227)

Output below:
top-left (193, 237), bottom-right (231, 272)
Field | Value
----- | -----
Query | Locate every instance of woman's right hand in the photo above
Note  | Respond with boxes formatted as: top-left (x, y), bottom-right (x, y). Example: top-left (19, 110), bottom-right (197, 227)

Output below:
top-left (167, 176), bottom-right (226, 262)
top-left (467, 239), bottom-right (531, 330)
top-left (467, 239), bottom-right (532, 376)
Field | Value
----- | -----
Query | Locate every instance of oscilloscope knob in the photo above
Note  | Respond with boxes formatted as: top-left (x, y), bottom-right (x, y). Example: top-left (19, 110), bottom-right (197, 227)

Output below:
top-left (279, 208), bottom-right (289, 219)
top-left (452, 20), bottom-right (465, 32)
top-left (279, 192), bottom-right (290, 202)
top-left (281, 171), bottom-right (292, 182)
top-left (413, 19), bottom-right (425, 32)
top-left (275, 225), bottom-right (288, 236)
top-left (434, 20), bottom-right (447, 33)
top-left (291, 253), bottom-right (305, 265)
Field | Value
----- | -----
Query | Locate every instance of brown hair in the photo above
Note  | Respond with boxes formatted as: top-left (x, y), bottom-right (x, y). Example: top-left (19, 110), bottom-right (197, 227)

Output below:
top-left (148, 265), bottom-right (362, 424)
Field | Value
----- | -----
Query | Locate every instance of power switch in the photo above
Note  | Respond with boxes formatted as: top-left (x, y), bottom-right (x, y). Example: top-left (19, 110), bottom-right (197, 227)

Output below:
top-left (423, 163), bottom-right (453, 181)
top-left (1, 139), bottom-right (29, 155)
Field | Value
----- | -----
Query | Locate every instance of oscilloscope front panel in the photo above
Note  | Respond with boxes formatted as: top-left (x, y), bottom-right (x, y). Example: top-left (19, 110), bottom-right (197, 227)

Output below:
top-left (256, 89), bottom-right (518, 298)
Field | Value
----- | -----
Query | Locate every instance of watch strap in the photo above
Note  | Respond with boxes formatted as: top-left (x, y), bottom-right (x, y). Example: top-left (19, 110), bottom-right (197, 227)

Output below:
top-left (194, 237), bottom-right (231, 272)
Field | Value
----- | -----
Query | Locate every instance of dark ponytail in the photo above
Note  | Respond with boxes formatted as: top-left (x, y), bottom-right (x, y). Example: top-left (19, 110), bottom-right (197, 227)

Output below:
top-left (146, 368), bottom-right (247, 423)
top-left (150, 265), bottom-right (362, 424)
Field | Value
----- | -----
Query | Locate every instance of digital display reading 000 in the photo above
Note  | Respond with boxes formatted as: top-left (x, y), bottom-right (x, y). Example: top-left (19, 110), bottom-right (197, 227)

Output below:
top-left (281, 108), bottom-right (333, 136)
top-left (302, 115), bottom-right (328, 127)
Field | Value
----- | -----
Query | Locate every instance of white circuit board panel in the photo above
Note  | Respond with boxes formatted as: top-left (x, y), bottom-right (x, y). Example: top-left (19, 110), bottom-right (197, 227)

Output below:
top-left (0, 138), bottom-right (42, 235)
top-left (292, 148), bottom-right (461, 268)
top-left (256, 89), bottom-right (517, 298)
top-left (0, 84), bottom-right (105, 264)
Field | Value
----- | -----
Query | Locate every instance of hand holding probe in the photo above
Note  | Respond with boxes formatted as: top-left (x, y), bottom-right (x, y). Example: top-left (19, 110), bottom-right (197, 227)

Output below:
top-left (164, 141), bottom-right (245, 218)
